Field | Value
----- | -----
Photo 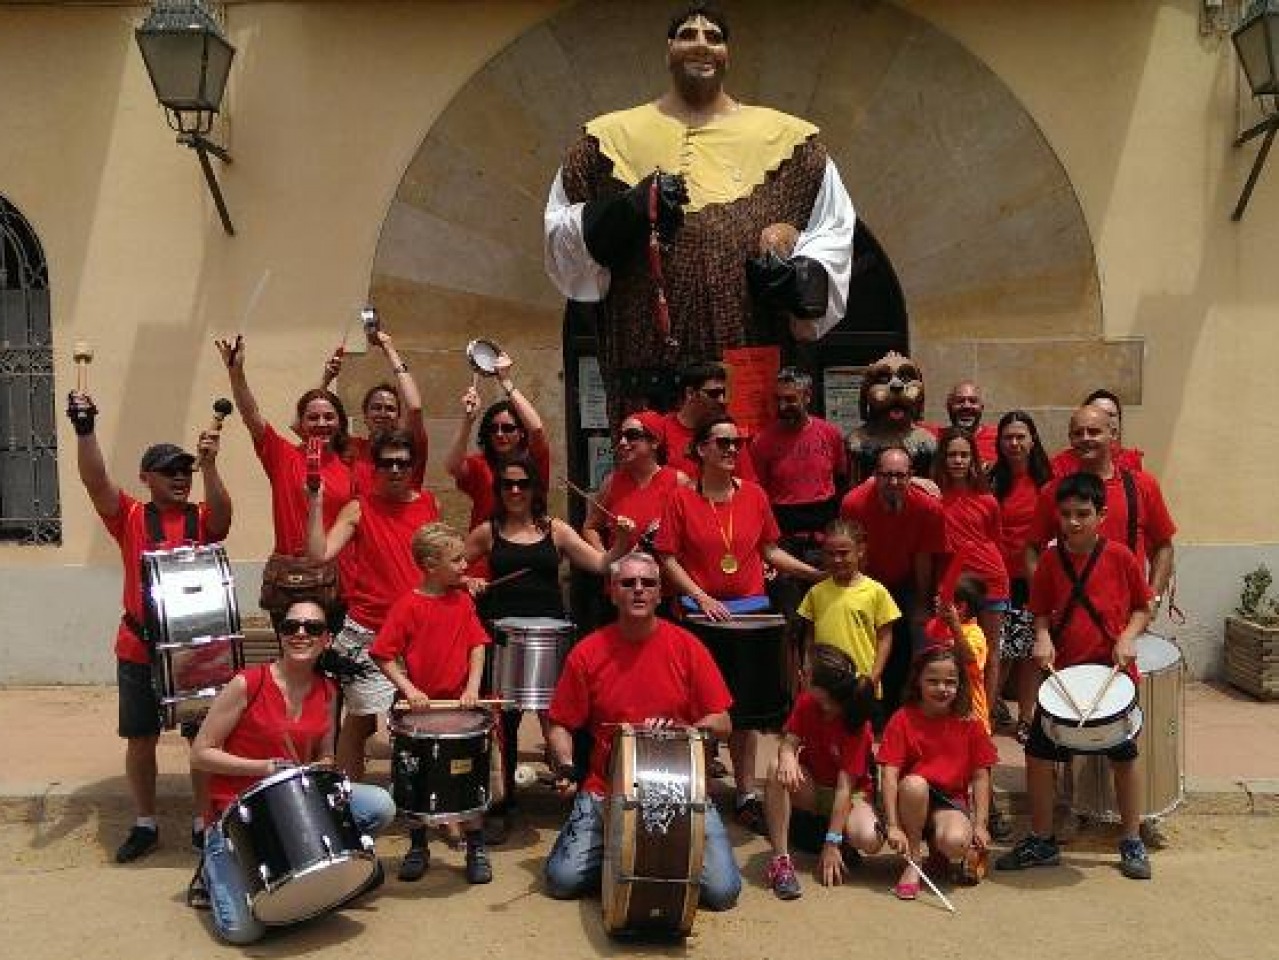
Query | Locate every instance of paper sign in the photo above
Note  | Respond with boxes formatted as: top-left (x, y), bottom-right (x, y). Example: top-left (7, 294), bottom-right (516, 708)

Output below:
top-left (578, 356), bottom-right (609, 431)
top-left (723, 345), bottom-right (781, 436)
top-left (822, 365), bottom-right (865, 435)
top-left (586, 435), bottom-right (615, 490)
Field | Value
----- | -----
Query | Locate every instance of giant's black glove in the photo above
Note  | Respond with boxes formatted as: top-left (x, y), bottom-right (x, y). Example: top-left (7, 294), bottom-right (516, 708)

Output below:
top-left (745, 252), bottom-right (830, 319)
top-left (582, 172), bottom-right (688, 269)
top-left (66, 392), bottom-right (98, 436)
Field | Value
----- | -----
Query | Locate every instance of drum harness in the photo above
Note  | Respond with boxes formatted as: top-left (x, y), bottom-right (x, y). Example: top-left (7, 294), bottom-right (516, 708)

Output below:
top-left (1050, 539), bottom-right (1113, 649)
top-left (123, 502), bottom-right (200, 643)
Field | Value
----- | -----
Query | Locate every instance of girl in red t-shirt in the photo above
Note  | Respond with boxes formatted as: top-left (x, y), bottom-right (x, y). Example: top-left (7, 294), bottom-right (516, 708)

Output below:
top-left (933, 428), bottom-right (1007, 729)
top-left (763, 647), bottom-right (882, 900)
top-left (878, 646), bottom-right (997, 901)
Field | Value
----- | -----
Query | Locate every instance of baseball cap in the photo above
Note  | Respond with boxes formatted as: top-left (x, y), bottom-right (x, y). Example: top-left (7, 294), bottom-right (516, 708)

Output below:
top-left (139, 443), bottom-right (195, 473)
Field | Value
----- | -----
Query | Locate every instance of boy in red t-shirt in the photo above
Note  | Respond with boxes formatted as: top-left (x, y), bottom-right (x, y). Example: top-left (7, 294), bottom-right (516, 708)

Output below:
top-left (371, 522), bottom-right (493, 885)
top-left (996, 473), bottom-right (1153, 880)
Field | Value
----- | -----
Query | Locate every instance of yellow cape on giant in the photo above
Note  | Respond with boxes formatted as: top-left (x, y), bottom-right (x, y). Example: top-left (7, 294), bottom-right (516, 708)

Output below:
top-left (585, 103), bottom-right (818, 212)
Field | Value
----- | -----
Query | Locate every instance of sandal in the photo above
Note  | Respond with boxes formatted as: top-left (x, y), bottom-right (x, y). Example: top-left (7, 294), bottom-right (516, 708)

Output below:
top-left (892, 881), bottom-right (920, 901)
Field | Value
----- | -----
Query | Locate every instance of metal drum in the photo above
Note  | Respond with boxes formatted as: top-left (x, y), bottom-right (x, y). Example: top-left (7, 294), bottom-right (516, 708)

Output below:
top-left (153, 633), bottom-right (244, 727)
top-left (143, 544), bottom-right (240, 645)
top-left (491, 617), bottom-right (574, 710)
top-left (219, 764), bottom-right (377, 926)
top-left (1038, 663), bottom-right (1141, 753)
top-left (389, 707), bottom-right (495, 824)
top-left (684, 613), bottom-right (789, 731)
top-left (1071, 633), bottom-right (1186, 823)
top-left (603, 725), bottom-right (708, 939)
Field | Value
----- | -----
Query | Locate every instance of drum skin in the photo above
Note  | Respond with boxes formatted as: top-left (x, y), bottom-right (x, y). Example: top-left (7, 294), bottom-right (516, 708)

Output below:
top-left (491, 618), bottom-right (573, 710)
top-left (1038, 663), bottom-right (1140, 753)
top-left (390, 708), bottom-right (495, 824)
top-left (1071, 633), bottom-right (1186, 821)
top-left (602, 726), bottom-right (707, 938)
top-left (220, 765), bottom-right (376, 925)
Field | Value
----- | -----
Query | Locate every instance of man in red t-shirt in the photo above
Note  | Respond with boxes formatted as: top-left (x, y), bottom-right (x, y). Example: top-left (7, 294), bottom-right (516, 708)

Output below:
top-left (839, 447), bottom-right (946, 719)
top-left (647, 361), bottom-right (757, 480)
top-left (542, 552), bottom-right (742, 910)
top-left (924, 380), bottom-right (997, 466)
top-left (1027, 406), bottom-right (1175, 610)
top-left (68, 391), bottom-right (232, 864)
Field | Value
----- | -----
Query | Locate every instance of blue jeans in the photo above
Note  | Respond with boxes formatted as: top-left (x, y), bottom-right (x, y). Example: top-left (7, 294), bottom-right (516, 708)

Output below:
top-left (544, 793), bottom-right (741, 911)
top-left (202, 783), bottom-right (395, 944)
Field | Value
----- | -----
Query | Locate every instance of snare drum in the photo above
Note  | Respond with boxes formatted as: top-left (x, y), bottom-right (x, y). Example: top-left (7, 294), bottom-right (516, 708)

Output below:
top-left (152, 633), bottom-right (243, 728)
top-left (219, 764), bottom-right (377, 925)
top-left (1071, 633), bottom-right (1186, 822)
top-left (491, 617), bottom-right (574, 710)
top-left (684, 613), bottom-right (789, 730)
top-left (143, 544), bottom-right (240, 645)
top-left (389, 708), bottom-right (496, 824)
top-left (1038, 663), bottom-right (1141, 753)
top-left (603, 725), bottom-right (707, 938)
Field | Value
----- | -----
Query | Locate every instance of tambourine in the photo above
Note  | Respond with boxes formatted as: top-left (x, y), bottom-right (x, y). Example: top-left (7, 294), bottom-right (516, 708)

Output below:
top-left (465, 338), bottom-right (503, 377)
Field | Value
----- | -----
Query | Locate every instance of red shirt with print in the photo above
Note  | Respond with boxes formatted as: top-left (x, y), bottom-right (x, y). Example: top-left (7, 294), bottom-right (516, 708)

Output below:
top-left (751, 416), bottom-right (847, 506)
top-left (783, 692), bottom-right (874, 793)
top-left (370, 590), bottom-right (491, 698)
top-left (340, 492), bottom-right (440, 629)
top-left (877, 703), bottom-right (999, 801)
top-left (101, 491), bottom-right (213, 663)
top-left (548, 620), bottom-right (732, 796)
top-left (655, 480), bottom-right (780, 599)
top-left (940, 488), bottom-right (1010, 600)
top-left (255, 424), bottom-right (355, 555)
top-left (839, 480), bottom-right (946, 589)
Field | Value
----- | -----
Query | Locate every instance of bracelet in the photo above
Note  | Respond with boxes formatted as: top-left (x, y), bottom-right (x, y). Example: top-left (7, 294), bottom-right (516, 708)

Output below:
top-left (824, 831), bottom-right (843, 846)
top-left (392, 361), bottom-right (409, 374)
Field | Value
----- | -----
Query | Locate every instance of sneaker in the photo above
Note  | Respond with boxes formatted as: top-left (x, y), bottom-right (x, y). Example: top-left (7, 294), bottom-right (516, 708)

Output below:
top-left (994, 834), bottom-right (1061, 871)
top-left (1118, 837), bottom-right (1152, 880)
top-left (766, 854), bottom-right (802, 900)
top-left (191, 827), bottom-right (205, 854)
top-left (465, 845), bottom-right (493, 884)
top-left (115, 825), bottom-right (159, 864)
top-left (398, 842), bottom-right (430, 882)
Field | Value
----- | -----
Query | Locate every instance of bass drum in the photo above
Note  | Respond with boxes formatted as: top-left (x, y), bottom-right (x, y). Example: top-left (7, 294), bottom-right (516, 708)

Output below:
top-left (220, 764), bottom-right (377, 925)
top-left (1071, 633), bottom-right (1185, 823)
top-left (602, 725), bottom-right (707, 939)
top-left (143, 544), bottom-right (240, 646)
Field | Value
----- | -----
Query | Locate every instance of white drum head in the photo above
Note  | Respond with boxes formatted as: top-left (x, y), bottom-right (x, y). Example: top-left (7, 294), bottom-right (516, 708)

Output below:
top-left (493, 617), bottom-right (573, 632)
top-left (1038, 664), bottom-right (1136, 722)
top-left (1135, 633), bottom-right (1182, 675)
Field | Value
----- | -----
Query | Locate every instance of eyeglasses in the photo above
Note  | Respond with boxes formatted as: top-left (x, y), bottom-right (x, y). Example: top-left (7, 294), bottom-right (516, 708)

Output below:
top-left (699, 387), bottom-right (727, 400)
top-left (876, 471), bottom-right (910, 482)
top-left (374, 457), bottom-right (412, 472)
top-left (709, 436), bottom-right (741, 452)
top-left (617, 428), bottom-right (651, 444)
top-left (617, 577), bottom-right (660, 590)
top-left (155, 465), bottom-right (194, 478)
top-left (500, 477), bottom-right (533, 491)
top-left (488, 422), bottom-right (521, 436)
top-left (279, 618), bottom-right (327, 637)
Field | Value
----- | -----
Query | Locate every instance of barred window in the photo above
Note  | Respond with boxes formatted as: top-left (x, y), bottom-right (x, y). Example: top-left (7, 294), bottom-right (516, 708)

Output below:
top-left (0, 195), bottom-right (59, 545)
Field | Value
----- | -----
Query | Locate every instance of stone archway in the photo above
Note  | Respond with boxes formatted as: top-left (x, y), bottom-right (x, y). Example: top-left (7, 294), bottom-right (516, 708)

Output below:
top-left (367, 0), bottom-right (1138, 513)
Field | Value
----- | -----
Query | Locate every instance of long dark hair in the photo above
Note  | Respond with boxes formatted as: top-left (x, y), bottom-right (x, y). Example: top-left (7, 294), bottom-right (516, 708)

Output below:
top-left (932, 427), bottom-right (988, 493)
top-left (902, 645), bottom-right (973, 719)
top-left (477, 400), bottom-right (529, 466)
top-left (989, 410), bottom-right (1052, 500)
top-left (809, 646), bottom-right (874, 730)
top-left (491, 452), bottom-right (550, 533)
top-left (295, 388), bottom-right (350, 456)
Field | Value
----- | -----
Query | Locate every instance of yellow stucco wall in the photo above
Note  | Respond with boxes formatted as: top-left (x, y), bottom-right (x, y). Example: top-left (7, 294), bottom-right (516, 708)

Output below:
top-left (0, 0), bottom-right (1273, 575)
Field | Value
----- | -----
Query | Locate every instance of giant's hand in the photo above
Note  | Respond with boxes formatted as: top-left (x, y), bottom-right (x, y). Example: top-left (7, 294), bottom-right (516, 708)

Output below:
top-left (582, 172), bottom-right (688, 268)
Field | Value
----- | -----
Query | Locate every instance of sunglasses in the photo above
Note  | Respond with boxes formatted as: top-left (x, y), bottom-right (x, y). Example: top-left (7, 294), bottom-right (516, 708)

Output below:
top-left (374, 457), bottom-right (412, 472)
top-left (709, 436), bottom-right (741, 452)
top-left (500, 477), bottom-right (533, 491)
top-left (877, 471), bottom-right (910, 481)
top-left (155, 464), bottom-right (194, 478)
top-left (617, 427), bottom-right (652, 444)
top-left (488, 422), bottom-right (521, 436)
top-left (279, 618), bottom-right (327, 637)
top-left (617, 576), bottom-right (660, 590)
top-left (699, 387), bottom-right (727, 400)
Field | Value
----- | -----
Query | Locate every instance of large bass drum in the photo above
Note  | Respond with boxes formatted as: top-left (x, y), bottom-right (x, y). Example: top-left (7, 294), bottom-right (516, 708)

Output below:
top-left (602, 725), bottom-right (707, 939)
top-left (1071, 633), bottom-right (1186, 823)
top-left (219, 764), bottom-right (377, 925)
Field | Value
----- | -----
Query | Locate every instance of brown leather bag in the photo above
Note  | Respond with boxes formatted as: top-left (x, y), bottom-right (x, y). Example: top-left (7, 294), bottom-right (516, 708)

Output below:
top-left (258, 553), bottom-right (341, 614)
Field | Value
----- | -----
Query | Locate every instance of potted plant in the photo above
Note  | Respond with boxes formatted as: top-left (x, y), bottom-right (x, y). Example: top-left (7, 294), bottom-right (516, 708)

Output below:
top-left (1224, 565), bottom-right (1279, 700)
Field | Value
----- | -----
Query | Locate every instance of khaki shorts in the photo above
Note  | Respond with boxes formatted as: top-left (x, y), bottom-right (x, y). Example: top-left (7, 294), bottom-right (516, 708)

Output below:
top-left (332, 617), bottom-right (396, 716)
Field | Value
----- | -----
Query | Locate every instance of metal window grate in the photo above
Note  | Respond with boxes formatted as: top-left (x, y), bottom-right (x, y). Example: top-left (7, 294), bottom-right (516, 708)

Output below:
top-left (0, 195), bottom-right (60, 545)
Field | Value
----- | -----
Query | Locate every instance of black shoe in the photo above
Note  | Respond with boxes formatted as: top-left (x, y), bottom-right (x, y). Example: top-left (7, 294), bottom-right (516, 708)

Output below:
top-left (465, 845), bottom-right (493, 884)
top-left (191, 827), bottom-right (205, 854)
top-left (398, 843), bottom-right (430, 882)
top-left (483, 813), bottom-right (510, 847)
top-left (994, 834), bottom-right (1061, 871)
top-left (115, 825), bottom-right (159, 864)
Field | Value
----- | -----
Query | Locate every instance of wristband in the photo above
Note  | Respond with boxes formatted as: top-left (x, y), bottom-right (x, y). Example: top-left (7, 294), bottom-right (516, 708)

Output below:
top-left (824, 831), bottom-right (843, 846)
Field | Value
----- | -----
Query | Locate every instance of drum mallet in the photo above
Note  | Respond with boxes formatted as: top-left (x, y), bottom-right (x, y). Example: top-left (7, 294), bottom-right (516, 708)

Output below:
top-left (1046, 664), bottom-right (1087, 720)
top-left (210, 397), bottom-right (234, 434)
top-left (72, 340), bottom-right (94, 393)
top-left (1078, 662), bottom-right (1123, 728)
top-left (513, 764), bottom-right (556, 788)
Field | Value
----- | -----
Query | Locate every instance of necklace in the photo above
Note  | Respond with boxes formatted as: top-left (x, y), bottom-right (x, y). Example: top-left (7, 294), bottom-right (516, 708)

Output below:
top-left (703, 482), bottom-right (738, 574)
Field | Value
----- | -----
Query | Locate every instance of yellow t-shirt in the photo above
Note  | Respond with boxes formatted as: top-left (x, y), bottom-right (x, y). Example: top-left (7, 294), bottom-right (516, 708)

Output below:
top-left (797, 576), bottom-right (901, 683)
top-left (957, 620), bottom-right (990, 733)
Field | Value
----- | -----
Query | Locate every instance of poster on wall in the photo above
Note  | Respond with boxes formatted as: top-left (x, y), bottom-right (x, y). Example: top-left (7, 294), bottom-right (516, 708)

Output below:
top-left (578, 356), bottom-right (609, 431)
top-left (823, 366), bottom-right (865, 436)
top-left (586, 435), bottom-right (614, 491)
top-left (723, 345), bottom-right (781, 436)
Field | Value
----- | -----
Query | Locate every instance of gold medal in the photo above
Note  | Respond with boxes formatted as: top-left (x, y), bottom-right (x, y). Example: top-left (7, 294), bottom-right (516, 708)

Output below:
top-left (720, 553), bottom-right (739, 574)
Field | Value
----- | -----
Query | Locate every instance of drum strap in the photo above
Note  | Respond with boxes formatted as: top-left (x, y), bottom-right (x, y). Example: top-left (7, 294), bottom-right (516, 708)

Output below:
top-left (1118, 469), bottom-right (1139, 554)
top-left (1051, 540), bottom-right (1111, 642)
top-left (144, 502), bottom-right (199, 546)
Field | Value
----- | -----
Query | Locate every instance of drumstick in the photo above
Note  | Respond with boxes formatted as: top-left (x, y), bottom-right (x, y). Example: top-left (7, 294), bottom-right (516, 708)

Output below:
top-left (238, 268), bottom-right (271, 335)
top-left (1046, 664), bottom-right (1086, 720)
top-left (903, 850), bottom-right (957, 913)
top-left (1077, 662), bottom-right (1123, 728)
top-left (560, 477), bottom-right (618, 520)
top-left (72, 340), bottom-right (94, 393)
top-left (486, 567), bottom-right (531, 590)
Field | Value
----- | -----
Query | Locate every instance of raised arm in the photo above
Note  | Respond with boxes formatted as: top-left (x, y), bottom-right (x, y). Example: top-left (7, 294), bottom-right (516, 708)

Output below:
top-left (553, 516), bottom-right (635, 575)
top-left (444, 385), bottom-right (482, 481)
top-left (196, 428), bottom-right (233, 541)
top-left (67, 391), bottom-right (122, 518)
top-left (306, 485), bottom-right (359, 563)
top-left (215, 335), bottom-right (267, 444)
top-left (494, 353), bottom-right (545, 443)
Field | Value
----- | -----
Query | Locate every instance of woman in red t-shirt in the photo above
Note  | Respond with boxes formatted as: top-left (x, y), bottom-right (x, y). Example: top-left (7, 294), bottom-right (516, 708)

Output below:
top-left (933, 427), bottom-right (1008, 725)
top-left (191, 599), bottom-right (395, 944)
top-left (879, 646), bottom-right (997, 901)
top-left (988, 411), bottom-right (1053, 742)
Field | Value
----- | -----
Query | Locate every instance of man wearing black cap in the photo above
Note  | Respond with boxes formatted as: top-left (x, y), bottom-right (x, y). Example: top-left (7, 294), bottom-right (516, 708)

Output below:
top-left (68, 391), bottom-right (233, 863)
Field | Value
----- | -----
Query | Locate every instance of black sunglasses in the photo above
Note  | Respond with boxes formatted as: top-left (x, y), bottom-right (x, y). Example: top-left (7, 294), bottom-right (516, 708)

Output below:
top-left (280, 618), bottom-right (327, 637)
top-left (709, 436), bottom-right (741, 452)
top-left (375, 457), bottom-right (412, 472)
top-left (617, 576), bottom-right (660, 590)
top-left (488, 422), bottom-right (521, 436)
top-left (699, 387), bottom-right (727, 400)
top-left (155, 464), bottom-right (194, 478)
top-left (617, 427), bottom-right (652, 444)
top-left (500, 477), bottom-right (533, 491)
